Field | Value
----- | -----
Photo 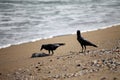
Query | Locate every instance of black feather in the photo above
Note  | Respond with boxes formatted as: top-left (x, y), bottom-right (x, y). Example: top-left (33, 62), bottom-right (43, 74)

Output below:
top-left (77, 30), bottom-right (98, 52)
top-left (40, 43), bottom-right (65, 55)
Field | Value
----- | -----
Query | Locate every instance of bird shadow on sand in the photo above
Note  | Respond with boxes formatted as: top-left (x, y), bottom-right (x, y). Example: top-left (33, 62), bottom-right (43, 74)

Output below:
top-left (31, 52), bottom-right (50, 58)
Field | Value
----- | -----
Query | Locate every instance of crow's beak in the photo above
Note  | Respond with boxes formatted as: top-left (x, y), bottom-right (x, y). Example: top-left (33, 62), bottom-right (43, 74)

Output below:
top-left (40, 45), bottom-right (43, 51)
top-left (40, 47), bottom-right (42, 51)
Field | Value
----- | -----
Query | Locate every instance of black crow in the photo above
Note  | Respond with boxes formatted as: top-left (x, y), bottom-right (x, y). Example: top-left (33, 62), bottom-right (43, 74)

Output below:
top-left (77, 30), bottom-right (97, 52)
top-left (40, 43), bottom-right (65, 55)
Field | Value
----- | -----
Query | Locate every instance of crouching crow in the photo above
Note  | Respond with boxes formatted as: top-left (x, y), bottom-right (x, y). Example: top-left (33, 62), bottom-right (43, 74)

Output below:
top-left (40, 43), bottom-right (65, 55)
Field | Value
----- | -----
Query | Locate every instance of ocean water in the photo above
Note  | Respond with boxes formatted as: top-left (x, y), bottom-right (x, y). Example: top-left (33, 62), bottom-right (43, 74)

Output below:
top-left (0, 0), bottom-right (120, 48)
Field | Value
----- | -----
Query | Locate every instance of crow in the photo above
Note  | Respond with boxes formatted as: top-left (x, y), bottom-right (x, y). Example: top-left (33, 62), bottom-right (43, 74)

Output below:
top-left (40, 43), bottom-right (65, 55)
top-left (77, 30), bottom-right (97, 52)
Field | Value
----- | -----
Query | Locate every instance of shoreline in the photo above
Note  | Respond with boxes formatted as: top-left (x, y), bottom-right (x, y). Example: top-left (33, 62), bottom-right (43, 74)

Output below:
top-left (1, 23), bottom-right (120, 49)
top-left (0, 24), bottom-right (120, 80)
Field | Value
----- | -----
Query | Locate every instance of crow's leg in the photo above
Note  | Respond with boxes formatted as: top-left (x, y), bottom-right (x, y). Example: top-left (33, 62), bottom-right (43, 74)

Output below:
top-left (84, 45), bottom-right (86, 53)
top-left (51, 50), bottom-right (54, 55)
top-left (81, 45), bottom-right (84, 53)
top-left (48, 50), bottom-right (51, 55)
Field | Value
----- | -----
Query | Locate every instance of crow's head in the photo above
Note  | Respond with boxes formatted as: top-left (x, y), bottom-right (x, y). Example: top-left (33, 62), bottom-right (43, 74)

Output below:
top-left (40, 45), bottom-right (45, 51)
top-left (77, 30), bottom-right (81, 36)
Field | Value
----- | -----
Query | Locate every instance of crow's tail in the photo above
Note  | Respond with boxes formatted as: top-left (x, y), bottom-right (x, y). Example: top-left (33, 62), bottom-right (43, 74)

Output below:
top-left (92, 44), bottom-right (98, 47)
top-left (55, 43), bottom-right (65, 46)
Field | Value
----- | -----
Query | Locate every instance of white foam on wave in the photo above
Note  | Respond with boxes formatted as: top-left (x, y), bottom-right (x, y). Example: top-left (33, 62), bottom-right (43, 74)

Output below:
top-left (99, 23), bottom-right (120, 30)
top-left (0, 23), bottom-right (119, 49)
top-left (0, 44), bottom-right (11, 49)
top-left (72, 23), bottom-right (120, 34)
top-left (0, 35), bottom-right (55, 49)
top-left (0, 0), bottom-right (120, 49)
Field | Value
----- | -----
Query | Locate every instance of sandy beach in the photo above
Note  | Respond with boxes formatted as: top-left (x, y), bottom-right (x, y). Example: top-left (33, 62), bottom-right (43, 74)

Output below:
top-left (0, 25), bottom-right (120, 80)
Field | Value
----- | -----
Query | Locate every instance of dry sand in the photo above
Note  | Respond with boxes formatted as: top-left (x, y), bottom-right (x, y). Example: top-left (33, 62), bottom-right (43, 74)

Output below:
top-left (0, 25), bottom-right (120, 80)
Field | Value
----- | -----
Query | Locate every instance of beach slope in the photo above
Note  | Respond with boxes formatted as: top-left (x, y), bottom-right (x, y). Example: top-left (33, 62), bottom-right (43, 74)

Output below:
top-left (0, 25), bottom-right (120, 80)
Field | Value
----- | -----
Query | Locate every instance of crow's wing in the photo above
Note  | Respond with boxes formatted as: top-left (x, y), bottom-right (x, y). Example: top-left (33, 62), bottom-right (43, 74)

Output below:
top-left (83, 38), bottom-right (97, 47)
top-left (53, 43), bottom-right (65, 46)
top-left (41, 43), bottom-right (65, 50)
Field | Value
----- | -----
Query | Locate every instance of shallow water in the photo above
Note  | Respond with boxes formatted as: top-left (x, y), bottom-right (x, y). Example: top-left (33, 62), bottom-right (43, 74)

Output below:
top-left (0, 0), bottom-right (120, 48)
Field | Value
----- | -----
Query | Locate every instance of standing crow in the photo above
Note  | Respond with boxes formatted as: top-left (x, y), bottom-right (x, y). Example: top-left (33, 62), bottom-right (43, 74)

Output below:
top-left (77, 30), bottom-right (97, 52)
top-left (40, 43), bottom-right (65, 55)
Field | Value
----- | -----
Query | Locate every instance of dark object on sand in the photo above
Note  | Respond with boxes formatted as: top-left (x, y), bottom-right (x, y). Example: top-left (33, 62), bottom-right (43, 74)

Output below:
top-left (40, 43), bottom-right (65, 55)
top-left (77, 30), bottom-right (97, 52)
top-left (31, 53), bottom-right (49, 58)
